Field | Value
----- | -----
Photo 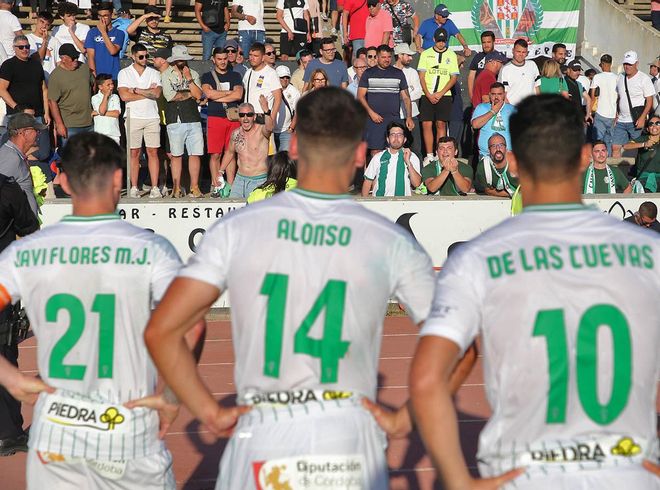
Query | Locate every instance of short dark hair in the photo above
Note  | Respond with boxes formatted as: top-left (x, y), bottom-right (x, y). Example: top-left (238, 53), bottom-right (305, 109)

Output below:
top-left (355, 47), bottom-right (367, 58)
top-left (213, 47), bottom-right (227, 56)
top-left (585, 68), bottom-right (597, 78)
top-left (490, 81), bottom-right (505, 91)
top-left (320, 37), bottom-right (335, 48)
top-left (366, 46), bottom-right (377, 53)
top-left (13, 104), bottom-right (34, 113)
top-left (592, 139), bottom-right (607, 149)
top-left (376, 44), bottom-right (393, 54)
top-left (95, 73), bottom-right (113, 84)
top-left (480, 30), bottom-right (495, 41)
top-left (513, 38), bottom-right (528, 49)
top-left (249, 42), bottom-right (265, 54)
top-left (36, 10), bottom-right (53, 22)
top-left (296, 87), bottom-right (367, 166)
top-left (510, 94), bottom-right (584, 181)
top-left (60, 132), bottom-right (124, 195)
top-left (97, 1), bottom-right (113, 12)
top-left (58, 1), bottom-right (79, 17)
top-left (131, 43), bottom-right (148, 54)
top-left (639, 201), bottom-right (658, 220)
top-left (552, 43), bottom-right (567, 53)
top-left (437, 136), bottom-right (457, 149)
top-left (386, 121), bottom-right (406, 137)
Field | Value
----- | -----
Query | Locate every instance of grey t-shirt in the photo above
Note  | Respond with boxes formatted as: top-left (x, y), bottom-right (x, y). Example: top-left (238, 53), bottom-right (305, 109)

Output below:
top-left (0, 142), bottom-right (37, 216)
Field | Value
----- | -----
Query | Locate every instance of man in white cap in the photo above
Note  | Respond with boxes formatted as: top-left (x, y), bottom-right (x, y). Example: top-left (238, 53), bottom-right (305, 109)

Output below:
top-left (394, 43), bottom-right (422, 157)
top-left (161, 44), bottom-right (204, 198)
top-left (274, 64), bottom-right (300, 152)
top-left (612, 50), bottom-right (655, 158)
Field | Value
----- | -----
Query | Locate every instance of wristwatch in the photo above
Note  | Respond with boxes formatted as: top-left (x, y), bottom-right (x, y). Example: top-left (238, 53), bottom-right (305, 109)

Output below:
top-left (264, 109), bottom-right (272, 116)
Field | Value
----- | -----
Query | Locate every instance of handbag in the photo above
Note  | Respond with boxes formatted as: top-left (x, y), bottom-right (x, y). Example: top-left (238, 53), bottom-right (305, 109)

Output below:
top-left (202, 0), bottom-right (221, 28)
top-left (623, 74), bottom-right (646, 123)
top-left (211, 69), bottom-right (239, 121)
top-left (285, 0), bottom-right (308, 33)
top-left (385, 2), bottom-right (412, 45)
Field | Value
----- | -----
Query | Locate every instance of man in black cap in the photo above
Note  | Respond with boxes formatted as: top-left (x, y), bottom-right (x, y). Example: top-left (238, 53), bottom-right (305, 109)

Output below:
top-left (0, 113), bottom-right (46, 216)
top-left (471, 51), bottom-right (506, 108)
top-left (417, 27), bottom-right (459, 165)
top-left (224, 38), bottom-right (247, 77)
top-left (416, 3), bottom-right (470, 55)
top-left (47, 43), bottom-right (95, 147)
top-left (565, 59), bottom-right (592, 123)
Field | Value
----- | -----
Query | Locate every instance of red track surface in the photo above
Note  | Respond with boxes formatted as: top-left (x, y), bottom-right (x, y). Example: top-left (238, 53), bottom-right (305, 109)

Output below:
top-left (1, 317), bottom-right (658, 489)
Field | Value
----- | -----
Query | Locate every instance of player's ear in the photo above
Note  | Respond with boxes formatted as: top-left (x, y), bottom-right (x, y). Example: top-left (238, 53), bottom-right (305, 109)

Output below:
top-left (288, 132), bottom-right (299, 161)
top-left (112, 167), bottom-right (123, 195)
top-left (58, 171), bottom-right (73, 196)
top-left (507, 150), bottom-right (518, 178)
top-left (578, 143), bottom-right (591, 173)
top-left (353, 141), bottom-right (367, 168)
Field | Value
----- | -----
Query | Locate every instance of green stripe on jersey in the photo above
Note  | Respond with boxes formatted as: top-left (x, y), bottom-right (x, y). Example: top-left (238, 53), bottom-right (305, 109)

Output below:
top-left (61, 214), bottom-right (121, 222)
top-left (523, 203), bottom-right (595, 213)
top-left (291, 189), bottom-right (352, 200)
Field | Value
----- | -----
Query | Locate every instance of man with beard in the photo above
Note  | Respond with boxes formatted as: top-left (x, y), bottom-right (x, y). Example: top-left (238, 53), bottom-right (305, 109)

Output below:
top-left (219, 95), bottom-right (273, 198)
top-left (581, 140), bottom-right (631, 194)
top-left (474, 133), bottom-right (518, 197)
top-left (471, 82), bottom-right (515, 158)
top-left (362, 121), bottom-right (421, 196)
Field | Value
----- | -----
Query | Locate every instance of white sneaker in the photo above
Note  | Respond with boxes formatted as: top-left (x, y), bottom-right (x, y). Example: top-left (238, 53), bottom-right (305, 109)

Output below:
top-left (161, 185), bottom-right (169, 197)
top-left (149, 187), bottom-right (162, 198)
top-left (129, 186), bottom-right (140, 198)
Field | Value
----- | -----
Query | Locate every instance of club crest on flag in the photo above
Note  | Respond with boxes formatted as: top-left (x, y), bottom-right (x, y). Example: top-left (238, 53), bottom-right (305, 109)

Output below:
top-left (471, 0), bottom-right (543, 41)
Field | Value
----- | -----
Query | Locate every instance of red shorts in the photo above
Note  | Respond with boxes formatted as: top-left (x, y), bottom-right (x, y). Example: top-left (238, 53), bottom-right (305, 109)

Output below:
top-left (207, 116), bottom-right (240, 154)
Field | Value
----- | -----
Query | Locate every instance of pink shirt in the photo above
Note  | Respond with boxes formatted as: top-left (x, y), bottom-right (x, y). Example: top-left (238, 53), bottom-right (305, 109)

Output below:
top-left (364, 8), bottom-right (394, 48)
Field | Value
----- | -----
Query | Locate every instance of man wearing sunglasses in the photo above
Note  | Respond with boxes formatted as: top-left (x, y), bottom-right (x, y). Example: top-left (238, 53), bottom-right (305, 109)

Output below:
top-left (0, 35), bottom-right (49, 148)
top-left (223, 38), bottom-right (246, 77)
top-left (219, 95), bottom-right (273, 198)
top-left (127, 5), bottom-right (173, 63)
top-left (118, 43), bottom-right (163, 198)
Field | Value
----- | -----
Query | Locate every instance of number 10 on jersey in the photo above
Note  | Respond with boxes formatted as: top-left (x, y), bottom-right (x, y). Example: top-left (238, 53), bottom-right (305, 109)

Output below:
top-left (260, 273), bottom-right (350, 384)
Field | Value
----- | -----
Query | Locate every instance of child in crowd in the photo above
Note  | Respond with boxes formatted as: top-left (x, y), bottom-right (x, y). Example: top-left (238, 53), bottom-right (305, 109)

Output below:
top-left (91, 73), bottom-right (121, 144)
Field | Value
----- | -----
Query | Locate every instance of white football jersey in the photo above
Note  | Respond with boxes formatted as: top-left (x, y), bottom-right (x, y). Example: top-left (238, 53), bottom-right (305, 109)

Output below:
top-left (0, 214), bottom-right (181, 460)
top-left (422, 203), bottom-right (660, 479)
top-left (180, 188), bottom-right (434, 401)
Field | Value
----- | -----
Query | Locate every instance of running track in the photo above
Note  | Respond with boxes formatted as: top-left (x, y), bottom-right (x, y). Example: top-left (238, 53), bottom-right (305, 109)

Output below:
top-left (1, 316), bottom-right (659, 489)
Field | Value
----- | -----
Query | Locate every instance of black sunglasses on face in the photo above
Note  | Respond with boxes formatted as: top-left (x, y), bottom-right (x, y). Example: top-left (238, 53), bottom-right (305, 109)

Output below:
top-left (265, 51), bottom-right (275, 56)
top-left (239, 112), bottom-right (255, 117)
top-left (225, 48), bottom-right (237, 53)
top-left (138, 54), bottom-right (149, 60)
top-left (14, 45), bottom-right (29, 50)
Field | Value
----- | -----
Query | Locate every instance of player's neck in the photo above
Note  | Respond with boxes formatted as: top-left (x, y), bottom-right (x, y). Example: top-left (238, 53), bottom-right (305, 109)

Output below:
top-left (593, 160), bottom-right (607, 170)
top-left (71, 196), bottom-right (118, 217)
top-left (296, 166), bottom-right (353, 195)
top-left (520, 177), bottom-right (583, 208)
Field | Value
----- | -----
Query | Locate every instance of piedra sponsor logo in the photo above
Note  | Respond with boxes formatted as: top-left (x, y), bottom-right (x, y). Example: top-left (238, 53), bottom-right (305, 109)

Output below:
top-left (246, 389), bottom-right (353, 406)
top-left (529, 442), bottom-right (606, 463)
top-left (254, 455), bottom-right (365, 489)
top-left (46, 401), bottom-right (125, 431)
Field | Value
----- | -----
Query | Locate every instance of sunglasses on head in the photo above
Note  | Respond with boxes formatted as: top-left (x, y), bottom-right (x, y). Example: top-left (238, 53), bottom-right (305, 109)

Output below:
top-left (239, 112), bottom-right (255, 117)
top-left (138, 54), bottom-right (149, 60)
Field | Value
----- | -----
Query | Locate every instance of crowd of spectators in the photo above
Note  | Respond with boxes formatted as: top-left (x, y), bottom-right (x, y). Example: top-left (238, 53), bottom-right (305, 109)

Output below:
top-left (0, 0), bottom-right (657, 207)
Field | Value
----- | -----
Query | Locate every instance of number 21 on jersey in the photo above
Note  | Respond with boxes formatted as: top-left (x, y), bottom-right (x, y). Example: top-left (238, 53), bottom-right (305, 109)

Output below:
top-left (260, 273), bottom-right (350, 384)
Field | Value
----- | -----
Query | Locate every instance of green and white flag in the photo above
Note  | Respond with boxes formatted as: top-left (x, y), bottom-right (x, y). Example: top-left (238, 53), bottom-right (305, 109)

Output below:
top-left (443, 0), bottom-right (579, 58)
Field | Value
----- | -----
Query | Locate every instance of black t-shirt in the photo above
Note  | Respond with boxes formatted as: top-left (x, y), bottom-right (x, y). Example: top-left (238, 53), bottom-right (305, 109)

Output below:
top-left (565, 77), bottom-right (584, 113)
top-left (195, 0), bottom-right (228, 33)
top-left (129, 27), bottom-right (173, 59)
top-left (0, 175), bottom-right (39, 253)
top-left (624, 215), bottom-right (660, 233)
top-left (0, 56), bottom-right (46, 116)
top-left (201, 68), bottom-right (243, 117)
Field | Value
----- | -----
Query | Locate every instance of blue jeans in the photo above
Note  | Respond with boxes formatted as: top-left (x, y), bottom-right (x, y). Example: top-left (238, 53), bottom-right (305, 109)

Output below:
top-left (238, 30), bottom-right (265, 59)
top-left (593, 113), bottom-right (614, 155)
top-left (202, 30), bottom-right (227, 61)
top-left (275, 131), bottom-right (292, 152)
top-left (351, 38), bottom-right (364, 59)
top-left (60, 125), bottom-right (93, 149)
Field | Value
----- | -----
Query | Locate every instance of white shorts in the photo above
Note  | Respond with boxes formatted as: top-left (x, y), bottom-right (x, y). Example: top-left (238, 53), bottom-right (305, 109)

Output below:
top-left (217, 392), bottom-right (388, 490)
top-left (503, 466), bottom-right (660, 490)
top-left (26, 448), bottom-right (176, 490)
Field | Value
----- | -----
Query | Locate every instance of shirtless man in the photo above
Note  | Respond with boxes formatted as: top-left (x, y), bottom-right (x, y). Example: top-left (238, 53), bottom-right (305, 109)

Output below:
top-left (220, 94), bottom-right (273, 198)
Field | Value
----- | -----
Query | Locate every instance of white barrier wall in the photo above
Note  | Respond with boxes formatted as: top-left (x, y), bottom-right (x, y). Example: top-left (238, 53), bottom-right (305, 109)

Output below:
top-left (40, 195), bottom-right (654, 268)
